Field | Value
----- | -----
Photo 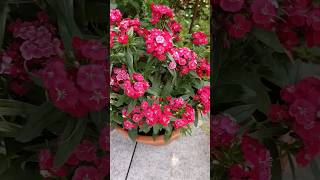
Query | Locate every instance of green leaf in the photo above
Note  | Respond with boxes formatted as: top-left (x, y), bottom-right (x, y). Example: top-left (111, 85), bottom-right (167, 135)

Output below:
top-left (252, 28), bottom-right (284, 53)
top-left (286, 59), bottom-right (320, 84)
top-left (0, 99), bottom-right (37, 116)
top-left (47, 0), bottom-right (82, 51)
top-left (224, 104), bottom-right (256, 123)
top-left (215, 84), bottom-right (256, 104)
top-left (114, 95), bottom-right (129, 107)
top-left (310, 160), bottom-right (320, 180)
top-left (161, 79), bottom-right (173, 97)
top-left (249, 126), bottom-right (287, 139)
top-left (287, 152), bottom-right (296, 180)
top-left (266, 140), bottom-right (282, 180)
top-left (128, 128), bottom-right (138, 141)
top-left (89, 109), bottom-right (107, 131)
top-left (139, 124), bottom-right (151, 134)
top-left (0, 121), bottom-right (21, 137)
top-left (0, 154), bottom-right (10, 175)
top-left (153, 124), bottom-right (163, 135)
top-left (126, 48), bottom-right (134, 74)
top-left (0, 0), bottom-right (9, 48)
top-left (163, 124), bottom-right (173, 142)
top-left (15, 103), bottom-right (63, 142)
top-left (194, 109), bottom-right (199, 127)
top-left (53, 117), bottom-right (87, 168)
top-left (127, 99), bottom-right (137, 114)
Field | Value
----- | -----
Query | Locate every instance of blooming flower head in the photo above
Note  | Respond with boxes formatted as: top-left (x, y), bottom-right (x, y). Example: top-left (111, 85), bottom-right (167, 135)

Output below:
top-left (250, 0), bottom-right (277, 27)
top-left (211, 114), bottom-right (239, 148)
top-left (150, 3), bottom-right (174, 25)
top-left (48, 79), bottom-right (79, 111)
top-left (110, 8), bottom-right (122, 24)
top-left (77, 64), bottom-right (106, 92)
top-left (75, 140), bottom-right (97, 162)
top-left (145, 28), bottom-right (173, 60)
top-left (220, 0), bottom-right (244, 12)
top-left (196, 59), bottom-right (210, 78)
top-left (228, 14), bottom-right (252, 39)
top-left (192, 32), bottom-right (208, 45)
top-left (194, 86), bottom-right (210, 115)
top-left (72, 166), bottom-right (101, 180)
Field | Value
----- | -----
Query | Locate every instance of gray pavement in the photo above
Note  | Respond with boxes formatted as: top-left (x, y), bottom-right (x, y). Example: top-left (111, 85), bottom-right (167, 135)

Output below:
top-left (110, 127), bottom-right (210, 180)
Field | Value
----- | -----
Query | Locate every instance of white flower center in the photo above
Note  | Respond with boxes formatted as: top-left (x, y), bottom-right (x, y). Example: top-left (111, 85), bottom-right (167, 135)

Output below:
top-left (156, 36), bottom-right (165, 44)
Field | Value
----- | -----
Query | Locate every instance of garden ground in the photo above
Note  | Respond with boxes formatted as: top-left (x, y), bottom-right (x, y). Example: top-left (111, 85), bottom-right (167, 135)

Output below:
top-left (111, 126), bottom-right (210, 180)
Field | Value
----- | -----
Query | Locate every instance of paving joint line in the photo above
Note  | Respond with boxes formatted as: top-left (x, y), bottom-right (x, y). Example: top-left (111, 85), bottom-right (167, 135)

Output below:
top-left (125, 142), bottom-right (138, 180)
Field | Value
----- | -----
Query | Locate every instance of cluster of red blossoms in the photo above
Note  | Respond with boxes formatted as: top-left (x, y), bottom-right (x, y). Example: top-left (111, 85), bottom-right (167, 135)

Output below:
top-left (122, 97), bottom-right (195, 130)
top-left (110, 4), bottom-right (209, 77)
top-left (0, 11), bottom-right (107, 117)
top-left (268, 76), bottom-right (320, 166)
top-left (169, 47), bottom-right (198, 74)
top-left (213, 0), bottom-right (320, 50)
top-left (110, 66), bottom-right (149, 99)
top-left (194, 86), bottom-right (210, 115)
top-left (0, 12), bottom-right (61, 96)
top-left (212, 115), bottom-right (272, 180)
top-left (39, 126), bottom-right (109, 180)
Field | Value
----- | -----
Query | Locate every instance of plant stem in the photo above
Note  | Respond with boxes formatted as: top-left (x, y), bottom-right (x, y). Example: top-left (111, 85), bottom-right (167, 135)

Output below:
top-left (189, 0), bottom-right (200, 34)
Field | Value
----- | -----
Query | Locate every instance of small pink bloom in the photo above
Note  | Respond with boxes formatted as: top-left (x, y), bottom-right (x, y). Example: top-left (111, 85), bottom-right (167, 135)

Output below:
top-left (77, 64), bottom-right (106, 91)
top-left (118, 34), bottom-right (129, 44)
top-left (220, 0), bottom-right (244, 12)
top-left (124, 120), bottom-right (136, 129)
top-left (110, 9), bottom-right (122, 24)
top-left (192, 32), bottom-right (208, 45)
top-left (72, 166), bottom-right (101, 180)
top-left (75, 140), bottom-right (97, 162)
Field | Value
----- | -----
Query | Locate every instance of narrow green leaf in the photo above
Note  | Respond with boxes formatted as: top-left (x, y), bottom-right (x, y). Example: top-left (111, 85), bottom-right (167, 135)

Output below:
top-left (128, 128), bottom-right (138, 141)
top-left (224, 104), bottom-right (256, 123)
top-left (0, 0), bottom-right (9, 48)
top-left (164, 124), bottom-right (173, 142)
top-left (310, 160), bottom-right (320, 180)
top-left (127, 99), bottom-right (137, 115)
top-left (0, 154), bottom-right (10, 175)
top-left (266, 140), bottom-right (282, 180)
top-left (126, 48), bottom-right (135, 74)
top-left (287, 152), bottom-right (296, 180)
top-left (15, 103), bottom-right (61, 142)
top-left (252, 28), bottom-right (284, 53)
top-left (194, 109), bottom-right (199, 127)
top-left (153, 124), bottom-right (162, 135)
top-left (249, 126), bottom-right (287, 139)
top-left (53, 117), bottom-right (87, 168)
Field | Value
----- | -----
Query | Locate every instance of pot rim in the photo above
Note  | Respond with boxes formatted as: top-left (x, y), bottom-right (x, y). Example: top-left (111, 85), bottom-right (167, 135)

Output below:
top-left (114, 125), bottom-right (180, 146)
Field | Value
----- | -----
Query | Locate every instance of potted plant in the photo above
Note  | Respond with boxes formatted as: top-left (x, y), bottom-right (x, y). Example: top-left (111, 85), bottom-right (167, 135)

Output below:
top-left (110, 2), bottom-right (210, 145)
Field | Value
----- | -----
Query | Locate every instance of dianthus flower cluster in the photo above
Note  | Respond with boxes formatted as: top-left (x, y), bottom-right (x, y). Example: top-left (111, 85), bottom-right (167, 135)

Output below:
top-left (121, 97), bottom-right (195, 130)
top-left (268, 76), bottom-right (320, 166)
top-left (0, 12), bottom-right (61, 96)
top-left (213, 0), bottom-right (320, 50)
top-left (0, 12), bottom-right (107, 117)
top-left (169, 47), bottom-right (198, 74)
top-left (212, 114), bottom-right (272, 180)
top-left (38, 126), bottom-right (109, 179)
top-left (194, 86), bottom-right (210, 115)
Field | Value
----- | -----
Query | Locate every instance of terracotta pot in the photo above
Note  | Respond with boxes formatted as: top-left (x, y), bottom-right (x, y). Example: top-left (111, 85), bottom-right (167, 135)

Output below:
top-left (115, 125), bottom-right (180, 146)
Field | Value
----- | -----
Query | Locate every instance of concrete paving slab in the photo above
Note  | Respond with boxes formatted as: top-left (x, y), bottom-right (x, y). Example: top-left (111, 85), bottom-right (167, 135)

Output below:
top-left (126, 127), bottom-right (210, 180)
top-left (110, 129), bottom-right (136, 180)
